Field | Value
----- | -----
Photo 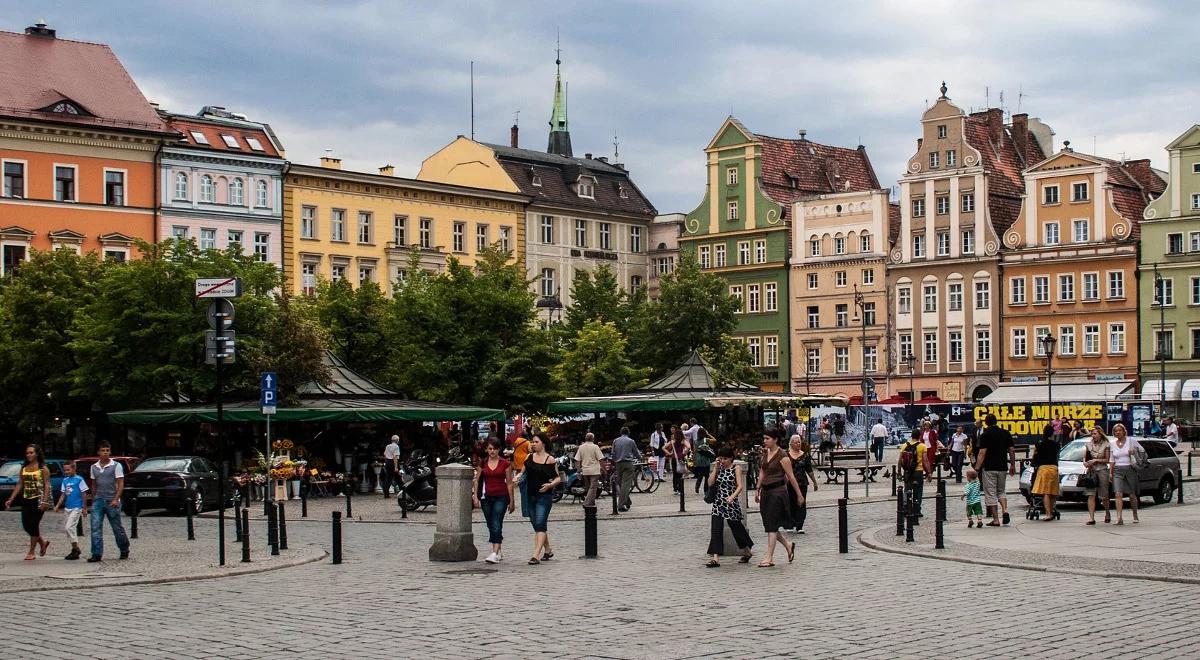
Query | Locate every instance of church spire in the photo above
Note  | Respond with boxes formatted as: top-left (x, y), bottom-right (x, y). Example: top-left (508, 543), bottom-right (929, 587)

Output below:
top-left (547, 33), bottom-right (572, 157)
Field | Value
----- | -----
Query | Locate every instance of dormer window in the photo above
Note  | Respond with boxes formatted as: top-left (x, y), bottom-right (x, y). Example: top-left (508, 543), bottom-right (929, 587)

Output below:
top-left (220, 134), bottom-right (240, 149)
top-left (51, 101), bottom-right (80, 115)
top-left (577, 177), bottom-right (595, 199)
top-left (245, 137), bottom-right (265, 151)
top-left (531, 170), bottom-right (542, 187)
top-left (618, 184), bottom-right (628, 199)
top-left (190, 131), bottom-right (210, 145)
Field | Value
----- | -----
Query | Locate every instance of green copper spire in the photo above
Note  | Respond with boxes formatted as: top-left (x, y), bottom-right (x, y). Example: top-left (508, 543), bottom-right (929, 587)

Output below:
top-left (547, 37), bottom-right (572, 157)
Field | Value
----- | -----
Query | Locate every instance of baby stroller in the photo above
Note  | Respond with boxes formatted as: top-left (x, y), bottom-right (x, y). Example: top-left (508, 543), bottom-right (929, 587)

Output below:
top-left (1024, 465), bottom-right (1044, 520)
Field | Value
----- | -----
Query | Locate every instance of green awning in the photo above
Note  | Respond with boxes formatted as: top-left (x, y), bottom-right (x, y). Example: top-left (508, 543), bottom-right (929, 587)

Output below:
top-left (110, 397), bottom-right (504, 424)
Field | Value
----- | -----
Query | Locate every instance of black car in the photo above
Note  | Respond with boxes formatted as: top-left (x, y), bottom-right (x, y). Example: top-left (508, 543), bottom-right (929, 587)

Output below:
top-left (124, 456), bottom-right (231, 515)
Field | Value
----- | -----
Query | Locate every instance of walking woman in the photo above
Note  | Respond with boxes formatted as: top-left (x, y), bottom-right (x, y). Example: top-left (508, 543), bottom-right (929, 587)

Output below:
top-left (1030, 425), bottom-right (1061, 521)
top-left (1084, 427), bottom-right (1112, 525)
top-left (519, 435), bottom-right (561, 564)
top-left (4, 444), bottom-right (52, 560)
top-left (754, 434), bottom-right (805, 567)
top-left (1110, 423), bottom-right (1140, 524)
top-left (785, 435), bottom-right (818, 533)
top-left (705, 446), bottom-right (753, 567)
top-left (472, 439), bottom-right (515, 564)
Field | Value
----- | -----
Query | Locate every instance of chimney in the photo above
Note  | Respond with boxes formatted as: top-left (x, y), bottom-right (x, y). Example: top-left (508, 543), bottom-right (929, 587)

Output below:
top-left (985, 108), bottom-right (1003, 145)
top-left (1012, 113), bottom-right (1029, 163)
top-left (319, 150), bottom-right (342, 169)
top-left (25, 21), bottom-right (56, 38)
top-left (584, 153), bottom-right (592, 160)
top-left (510, 124), bottom-right (519, 148)
top-left (597, 156), bottom-right (608, 163)
top-left (378, 164), bottom-right (394, 176)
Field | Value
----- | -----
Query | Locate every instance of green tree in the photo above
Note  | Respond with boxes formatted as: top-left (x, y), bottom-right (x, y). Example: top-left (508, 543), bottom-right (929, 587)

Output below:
top-left (310, 277), bottom-right (391, 381)
top-left (242, 294), bottom-right (332, 404)
top-left (699, 333), bottom-right (759, 388)
top-left (554, 320), bottom-right (649, 397)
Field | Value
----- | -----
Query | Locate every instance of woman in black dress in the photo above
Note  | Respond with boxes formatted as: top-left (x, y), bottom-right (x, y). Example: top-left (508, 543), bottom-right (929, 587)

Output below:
top-left (785, 435), bottom-right (818, 533)
top-left (754, 434), bottom-right (804, 567)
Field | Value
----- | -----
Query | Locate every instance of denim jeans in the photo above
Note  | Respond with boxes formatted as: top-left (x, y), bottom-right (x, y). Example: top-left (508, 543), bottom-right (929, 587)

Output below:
top-left (481, 496), bottom-right (508, 544)
top-left (528, 493), bottom-right (552, 533)
top-left (950, 451), bottom-right (965, 482)
top-left (90, 497), bottom-right (129, 558)
top-left (871, 438), bottom-right (885, 462)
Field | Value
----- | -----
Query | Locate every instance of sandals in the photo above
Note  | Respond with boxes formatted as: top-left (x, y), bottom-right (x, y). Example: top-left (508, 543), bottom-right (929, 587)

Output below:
top-left (24, 554), bottom-right (35, 561)
top-left (705, 559), bottom-right (720, 568)
top-left (1086, 520), bottom-right (1096, 525)
top-left (786, 541), bottom-right (795, 564)
top-left (738, 554), bottom-right (752, 564)
top-left (39, 540), bottom-right (49, 557)
top-left (528, 557), bottom-right (540, 565)
top-left (541, 552), bottom-right (554, 561)
top-left (756, 561), bottom-right (775, 568)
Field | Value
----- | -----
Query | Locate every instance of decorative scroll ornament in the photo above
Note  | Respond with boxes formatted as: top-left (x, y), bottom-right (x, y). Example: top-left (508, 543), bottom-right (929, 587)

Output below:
top-left (890, 247), bottom-right (904, 263)
top-left (685, 215), bottom-right (701, 233)
top-left (1112, 222), bottom-right (1128, 239)
top-left (984, 240), bottom-right (998, 256)
top-left (766, 208), bottom-right (780, 225)
top-left (1003, 230), bottom-right (1021, 249)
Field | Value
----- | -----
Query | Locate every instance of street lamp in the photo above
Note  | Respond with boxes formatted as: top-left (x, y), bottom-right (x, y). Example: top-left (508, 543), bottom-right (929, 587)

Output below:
top-left (904, 353), bottom-right (916, 419)
top-left (1040, 334), bottom-right (1057, 404)
top-left (1154, 265), bottom-right (1167, 420)
top-left (535, 287), bottom-right (564, 326)
top-left (853, 285), bottom-right (872, 496)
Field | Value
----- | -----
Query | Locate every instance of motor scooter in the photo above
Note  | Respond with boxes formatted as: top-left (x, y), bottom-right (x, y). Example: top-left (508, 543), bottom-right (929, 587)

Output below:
top-left (552, 452), bottom-right (581, 503)
top-left (396, 450), bottom-right (438, 511)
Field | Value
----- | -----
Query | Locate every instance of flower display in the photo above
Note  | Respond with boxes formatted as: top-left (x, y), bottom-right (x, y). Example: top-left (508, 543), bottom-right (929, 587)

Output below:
top-left (271, 439), bottom-right (294, 452)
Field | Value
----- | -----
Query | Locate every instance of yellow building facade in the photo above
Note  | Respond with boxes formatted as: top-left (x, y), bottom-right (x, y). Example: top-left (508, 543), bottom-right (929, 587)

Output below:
top-left (282, 157), bottom-right (528, 295)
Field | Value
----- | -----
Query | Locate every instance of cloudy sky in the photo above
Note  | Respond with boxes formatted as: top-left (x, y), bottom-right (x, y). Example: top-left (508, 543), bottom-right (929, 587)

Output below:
top-left (6, 1), bottom-right (1196, 212)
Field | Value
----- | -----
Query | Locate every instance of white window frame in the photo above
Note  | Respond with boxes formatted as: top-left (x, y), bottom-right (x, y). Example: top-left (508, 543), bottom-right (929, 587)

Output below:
top-left (754, 239), bottom-right (766, 264)
top-left (835, 346), bottom-right (849, 374)
top-left (1011, 327), bottom-right (1028, 358)
top-left (912, 234), bottom-right (925, 258)
top-left (256, 180), bottom-right (269, 208)
top-left (730, 285), bottom-right (743, 313)
top-left (358, 212), bottom-right (373, 245)
top-left (765, 336), bottom-right (778, 367)
top-left (1155, 277), bottom-right (1174, 307)
top-left (227, 230), bottom-right (243, 247)
top-left (575, 219), bottom-right (587, 248)
top-left (452, 221), bottom-right (465, 253)
top-left (1034, 326), bottom-right (1051, 357)
top-left (630, 226), bottom-right (642, 253)
top-left (749, 337), bottom-right (762, 368)
top-left (199, 228), bottom-right (217, 251)
top-left (1010, 276), bottom-right (1026, 304)
top-left (1109, 322), bottom-right (1126, 354)
top-left (809, 238), bottom-right (821, 257)
top-left (860, 234), bottom-right (871, 252)
top-left (253, 232), bottom-right (270, 262)
top-left (1155, 329), bottom-right (1174, 360)
top-left (499, 226), bottom-right (512, 253)
top-left (862, 268), bottom-right (874, 285)
top-left (1082, 272), bottom-right (1099, 301)
top-left (936, 196), bottom-right (950, 216)
top-left (946, 150), bottom-right (956, 167)
top-left (1059, 325), bottom-right (1075, 356)
top-left (976, 329), bottom-right (991, 362)
top-left (53, 163), bottom-right (78, 202)
top-left (835, 271), bottom-right (847, 288)
top-left (1191, 276), bottom-right (1200, 306)
top-left (961, 229), bottom-right (975, 255)
top-left (699, 245), bottom-right (711, 269)
top-left (936, 231), bottom-right (950, 256)
top-left (1044, 222), bottom-right (1060, 245)
top-left (899, 333), bottom-right (913, 362)
top-left (747, 284), bottom-right (761, 313)
top-left (714, 244), bottom-right (726, 268)
top-left (1083, 324), bottom-right (1100, 355)
top-left (726, 167), bottom-right (738, 186)
top-left (727, 200), bottom-right (739, 221)
top-left (541, 215), bottom-right (554, 244)
top-left (1034, 276), bottom-right (1050, 304)
top-left (898, 287), bottom-right (912, 314)
top-left (419, 217), bottom-right (433, 249)
top-left (200, 175), bottom-right (215, 203)
top-left (476, 224), bottom-right (489, 253)
top-left (331, 209), bottom-right (346, 242)
top-left (577, 178), bottom-right (595, 199)
top-left (765, 282), bottom-right (777, 312)
top-left (974, 281), bottom-right (990, 310)
top-left (912, 198), bottom-right (925, 218)
top-left (103, 168), bottom-right (127, 206)
top-left (929, 152), bottom-right (939, 169)
top-left (393, 215), bottom-right (406, 245)
top-left (948, 330), bottom-right (963, 363)
top-left (1043, 184), bottom-right (1060, 205)
top-left (1072, 181), bottom-right (1089, 202)
top-left (863, 345), bottom-right (878, 373)
top-left (961, 192), bottom-right (974, 213)
top-left (923, 332), bottom-right (938, 364)
top-left (540, 268), bottom-right (557, 297)
top-left (1058, 273), bottom-right (1075, 302)
top-left (1072, 218), bottom-right (1089, 243)
top-left (2, 158), bottom-right (28, 198)
top-left (1107, 270), bottom-right (1125, 299)
top-left (834, 236), bottom-right (846, 255)
top-left (947, 282), bottom-right (963, 311)
top-left (229, 177), bottom-right (245, 206)
top-left (923, 284), bottom-right (938, 313)
top-left (807, 273), bottom-right (818, 290)
top-left (737, 241), bottom-right (751, 266)
top-left (598, 222), bottom-right (612, 250)
top-left (174, 171), bottom-right (188, 200)
top-left (807, 348), bottom-right (821, 375)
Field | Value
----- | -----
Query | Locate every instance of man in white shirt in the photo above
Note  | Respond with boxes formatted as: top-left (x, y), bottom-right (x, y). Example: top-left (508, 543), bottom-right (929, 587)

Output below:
top-left (649, 423), bottom-right (667, 479)
top-left (382, 434), bottom-right (401, 498)
top-left (870, 421), bottom-right (888, 463)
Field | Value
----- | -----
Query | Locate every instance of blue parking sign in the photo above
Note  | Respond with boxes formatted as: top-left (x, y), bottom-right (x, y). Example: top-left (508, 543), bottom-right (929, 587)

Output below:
top-left (261, 372), bottom-right (277, 414)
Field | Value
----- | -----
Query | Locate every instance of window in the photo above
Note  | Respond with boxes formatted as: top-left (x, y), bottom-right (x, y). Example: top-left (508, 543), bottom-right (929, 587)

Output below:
top-left (863, 346), bottom-right (878, 373)
top-left (476, 224), bottom-right (488, 253)
top-left (936, 196), bottom-right (950, 215)
top-left (749, 338), bottom-right (762, 367)
top-left (862, 268), bottom-right (874, 285)
top-left (807, 306), bottom-right (819, 329)
top-left (1044, 222), bottom-right (1060, 245)
top-left (359, 265), bottom-right (374, 284)
top-left (227, 230), bottom-right (242, 247)
top-left (575, 219), bottom-right (587, 247)
top-left (1059, 326), bottom-right (1075, 355)
top-left (3, 161), bottom-right (25, 197)
top-left (898, 287), bottom-right (912, 314)
top-left (1193, 329), bottom-right (1200, 359)
top-left (1011, 328), bottom-right (1028, 358)
top-left (541, 216), bottom-right (554, 244)
top-left (419, 218), bottom-right (432, 249)
top-left (863, 302), bottom-right (876, 326)
top-left (200, 175), bottom-right (215, 202)
top-left (765, 283), bottom-right (777, 312)
top-left (358, 212), bottom-right (373, 244)
top-left (104, 170), bottom-right (125, 206)
top-left (229, 178), bottom-right (244, 206)
top-left (1034, 276), bottom-right (1049, 303)
top-left (974, 281), bottom-right (990, 309)
top-left (330, 209), bottom-right (346, 241)
top-left (835, 347), bottom-right (849, 373)
top-left (256, 180), bottom-right (269, 207)
top-left (1084, 324), bottom-right (1100, 355)
top-left (1155, 330), bottom-right (1173, 360)
top-left (55, 166), bottom-right (76, 201)
top-left (737, 241), bottom-right (751, 266)
top-left (630, 226), bottom-right (642, 253)
top-left (699, 245), bottom-right (712, 269)
top-left (976, 330), bottom-right (991, 362)
top-left (835, 304), bottom-right (848, 328)
top-left (961, 229), bottom-right (975, 255)
top-left (531, 174), bottom-right (542, 187)
top-left (961, 193), bottom-right (974, 213)
top-left (174, 172), bottom-right (188, 200)
top-left (1099, 271), bottom-right (1123, 300)
top-left (809, 238), bottom-right (821, 257)
top-left (726, 167), bottom-right (738, 185)
top-left (331, 264), bottom-right (346, 281)
top-left (1195, 163), bottom-right (1200, 174)
top-left (912, 234), bottom-right (925, 258)
top-left (220, 134), bottom-right (240, 149)
top-left (835, 271), bottom-right (847, 287)
top-left (189, 131), bottom-right (209, 145)
top-left (1072, 219), bottom-right (1089, 243)
top-left (199, 228), bottom-right (216, 251)
top-left (599, 223), bottom-right (612, 250)
top-left (246, 137), bottom-right (265, 152)
top-left (301, 263), bottom-right (317, 296)
top-left (499, 227), bottom-right (511, 253)
top-left (540, 268), bottom-right (556, 297)
top-left (1043, 185), bottom-right (1060, 205)
top-left (912, 198), bottom-right (925, 217)
top-left (171, 225), bottom-right (189, 240)
top-left (899, 333), bottom-right (913, 362)
top-left (1109, 322), bottom-right (1126, 354)
top-left (714, 244), bottom-right (726, 268)
top-left (1010, 277), bottom-right (1026, 304)
top-left (860, 234), bottom-right (872, 252)
top-left (1167, 233), bottom-right (1184, 254)
top-left (655, 257), bottom-right (675, 275)
top-left (947, 282), bottom-right (964, 311)
top-left (936, 231), bottom-right (950, 256)
top-left (1192, 194), bottom-right (1200, 210)
top-left (101, 249), bottom-right (125, 262)
top-left (929, 152), bottom-right (940, 169)
top-left (253, 233), bottom-right (269, 262)
top-left (1072, 182), bottom-right (1089, 201)
top-left (577, 178), bottom-right (595, 199)
top-left (727, 201), bottom-right (739, 221)
top-left (393, 216), bottom-right (406, 245)
top-left (1058, 274), bottom-right (1074, 301)
top-left (834, 237), bottom-right (846, 255)
top-left (923, 332), bottom-right (938, 363)
top-left (948, 331), bottom-right (963, 363)
top-left (1192, 276), bottom-right (1200, 305)
top-left (730, 285), bottom-right (744, 312)
top-left (747, 284), bottom-right (761, 313)
top-left (924, 284), bottom-right (938, 312)
top-left (1034, 327), bottom-right (1051, 356)
top-left (937, 125), bottom-right (947, 139)
top-left (807, 348), bottom-right (821, 375)
top-left (452, 222), bottom-right (465, 252)
top-left (807, 273), bottom-right (818, 290)
top-left (754, 239), bottom-right (766, 264)
top-left (946, 150), bottom-right (956, 167)
top-left (630, 275), bottom-right (643, 291)
top-left (765, 337), bottom-right (778, 367)
top-left (1155, 277), bottom-right (1174, 306)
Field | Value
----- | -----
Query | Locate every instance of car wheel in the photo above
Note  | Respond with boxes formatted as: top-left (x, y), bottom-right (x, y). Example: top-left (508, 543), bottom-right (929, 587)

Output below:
top-left (1153, 475), bottom-right (1174, 504)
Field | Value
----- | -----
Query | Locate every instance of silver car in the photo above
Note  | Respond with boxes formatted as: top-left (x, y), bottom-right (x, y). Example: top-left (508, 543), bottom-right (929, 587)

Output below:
top-left (1019, 437), bottom-right (1181, 503)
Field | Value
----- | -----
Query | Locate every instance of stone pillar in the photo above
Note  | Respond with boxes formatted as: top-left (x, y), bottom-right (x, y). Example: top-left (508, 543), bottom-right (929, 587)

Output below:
top-left (429, 464), bottom-right (477, 562)
top-left (722, 460), bottom-right (752, 556)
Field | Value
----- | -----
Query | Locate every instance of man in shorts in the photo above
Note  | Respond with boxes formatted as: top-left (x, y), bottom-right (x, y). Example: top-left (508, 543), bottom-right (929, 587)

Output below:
top-left (973, 413), bottom-right (1016, 526)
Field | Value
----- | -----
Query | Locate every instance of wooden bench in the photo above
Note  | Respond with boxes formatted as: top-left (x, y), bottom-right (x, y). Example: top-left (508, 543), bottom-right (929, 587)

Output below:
top-left (818, 449), bottom-right (887, 483)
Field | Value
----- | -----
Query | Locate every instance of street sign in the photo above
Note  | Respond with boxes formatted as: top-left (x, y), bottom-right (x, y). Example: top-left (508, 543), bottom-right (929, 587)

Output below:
top-left (195, 277), bottom-right (241, 299)
top-left (205, 330), bottom-right (236, 364)
top-left (206, 299), bottom-right (235, 331)
top-left (261, 372), bottom-right (278, 415)
top-left (861, 377), bottom-right (875, 397)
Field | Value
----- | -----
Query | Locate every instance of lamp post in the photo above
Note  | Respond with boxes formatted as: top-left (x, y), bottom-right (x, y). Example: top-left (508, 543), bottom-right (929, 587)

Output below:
top-left (1040, 334), bottom-right (1057, 404)
top-left (1154, 265), bottom-right (1167, 420)
top-left (535, 287), bottom-right (564, 327)
top-left (853, 285), bottom-right (871, 496)
top-left (904, 353), bottom-right (916, 421)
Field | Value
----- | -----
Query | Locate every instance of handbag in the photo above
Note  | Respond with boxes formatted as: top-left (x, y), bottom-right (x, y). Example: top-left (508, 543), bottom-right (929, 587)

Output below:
top-left (1077, 471), bottom-right (1097, 489)
top-left (703, 472), bottom-right (718, 504)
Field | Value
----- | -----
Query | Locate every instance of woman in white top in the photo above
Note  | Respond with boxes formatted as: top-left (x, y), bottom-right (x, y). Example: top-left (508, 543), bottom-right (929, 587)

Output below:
top-left (1109, 423), bottom-right (1140, 525)
top-left (949, 426), bottom-right (969, 483)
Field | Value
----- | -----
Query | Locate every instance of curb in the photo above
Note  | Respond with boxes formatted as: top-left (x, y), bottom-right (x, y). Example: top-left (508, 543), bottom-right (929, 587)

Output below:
top-left (0, 546), bottom-right (328, 594)
top-left (856, 528), bottom-right (1200, 586)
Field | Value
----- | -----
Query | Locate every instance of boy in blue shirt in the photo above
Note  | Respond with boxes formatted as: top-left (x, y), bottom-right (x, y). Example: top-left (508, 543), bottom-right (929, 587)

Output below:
top-left (54, 461), bottom-right (89, 560)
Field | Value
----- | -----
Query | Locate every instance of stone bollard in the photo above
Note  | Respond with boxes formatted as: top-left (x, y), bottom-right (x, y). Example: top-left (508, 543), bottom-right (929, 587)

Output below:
top-left (428, 464), bottom-right (477, 562)
top-left (721, 460), bottom-right (750, 556)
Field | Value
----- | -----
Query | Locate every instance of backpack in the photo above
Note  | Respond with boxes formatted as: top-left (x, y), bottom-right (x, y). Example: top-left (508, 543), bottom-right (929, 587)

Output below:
top-left (899, 441), bottom-right (921, 476)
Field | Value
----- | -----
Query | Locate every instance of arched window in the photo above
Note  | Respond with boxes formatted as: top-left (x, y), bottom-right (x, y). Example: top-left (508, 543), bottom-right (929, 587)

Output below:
top-left (174, 172), bottom-right (188, 200)
top-left (200, 175), bottom-right (214, 202)
top-left (256, 180), bottom-right (269, 207)
top-left (230, 178), bottom-right (245, 206)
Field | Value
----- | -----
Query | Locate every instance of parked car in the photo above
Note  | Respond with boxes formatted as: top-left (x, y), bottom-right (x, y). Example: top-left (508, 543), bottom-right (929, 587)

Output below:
top-left (1020, 437), bottom-right (1180, 504)
top-left (123, 456), bottom-right (231, 515)
top-left (74, 456), bottom-right (142, 491)
top-left (0, 458), bottom-right (68, 504)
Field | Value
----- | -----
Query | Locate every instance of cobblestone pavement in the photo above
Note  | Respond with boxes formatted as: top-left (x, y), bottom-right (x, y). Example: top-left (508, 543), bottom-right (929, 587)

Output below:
top-left (7, 487), bottom-right (1200, 659)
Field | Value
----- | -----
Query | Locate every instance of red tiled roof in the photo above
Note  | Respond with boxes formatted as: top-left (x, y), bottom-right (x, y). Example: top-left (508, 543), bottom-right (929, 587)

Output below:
top-left (962, 110), bottom-right (1047, 235)
top-left (1104, 159), bottom-right (1165, 238)
top-left (164, 114), bottom-right (282, 158)
top-left (888, 203), bottom-right (901, 245)
top-left (754, 135), bottom-right (880, 216)
top-left (0, 29), bottom-right (169, 134)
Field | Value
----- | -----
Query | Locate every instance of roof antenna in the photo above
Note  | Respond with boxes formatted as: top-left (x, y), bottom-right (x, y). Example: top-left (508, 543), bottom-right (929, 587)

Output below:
top-left (1017, 84), bottom-right (1025, 113)
top-left (470, 61), bottom-right (475, 140)
top-left (613, 133), bottom-right (619, 161)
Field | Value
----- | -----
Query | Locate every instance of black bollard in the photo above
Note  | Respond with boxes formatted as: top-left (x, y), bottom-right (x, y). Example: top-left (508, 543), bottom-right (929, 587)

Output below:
top-left (234, 495), bottom-right (243, 542)
top-left (129, 498), bottom-right (139, 540)
top-left (891, 467), bottom-right (897, 497)
top-left (277, 501), bottom-right (288, 551)
top-left (400, 490), bottom-right (408, 519)
top-left (837, 498), bottom-right (848, 554)
top-left (185, 495), bottom-right (195, 540)
top-left (301, 483), bottom-right (308, 518)
top-left (267, 500), bottom-right (279, 556)
top-left (241, 508), bottom-right (251, 563)
top-left (895, 486), bottom-right (905, 537)
top-left (583, 505), bottom-right (598, 558)
top-left (935, 493), bottom-right (946, 549)
top-left (905, 488), bottom-right (915, 543)
top-left (679, 479), bottom-right (686, 513)
top-left (842, 469), bottom-right (850, 501)
top-left (1178, 470), bottom-right (1185, 504)
top-left (936, 478), bottom-right (947, 522)
top-left (345, 482), bottom-right (353, 519)
top-left (331, 511), bottom-right (342, 564)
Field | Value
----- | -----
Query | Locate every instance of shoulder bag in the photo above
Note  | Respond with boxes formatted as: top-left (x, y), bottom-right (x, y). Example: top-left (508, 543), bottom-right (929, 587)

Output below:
top-left (703, 470), bottom-right (719, 504)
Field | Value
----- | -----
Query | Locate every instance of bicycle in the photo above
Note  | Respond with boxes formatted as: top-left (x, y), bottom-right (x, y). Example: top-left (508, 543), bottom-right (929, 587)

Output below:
top-left (632, 460), bottom-right (662, 494)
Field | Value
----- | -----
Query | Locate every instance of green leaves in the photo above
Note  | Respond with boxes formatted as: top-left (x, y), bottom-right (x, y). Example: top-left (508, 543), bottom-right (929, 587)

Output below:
top-left (554, 320), bottom-right (650, 397)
